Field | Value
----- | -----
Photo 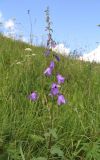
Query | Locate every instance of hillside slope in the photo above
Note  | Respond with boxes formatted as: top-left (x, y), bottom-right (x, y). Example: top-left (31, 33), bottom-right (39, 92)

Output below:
top-left (0, 35), bottom-right (100, 160)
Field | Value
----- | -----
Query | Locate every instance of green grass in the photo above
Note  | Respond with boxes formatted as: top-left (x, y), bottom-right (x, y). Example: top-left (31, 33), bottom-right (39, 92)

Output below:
top-left (0, 35), bottom-right (100, 160)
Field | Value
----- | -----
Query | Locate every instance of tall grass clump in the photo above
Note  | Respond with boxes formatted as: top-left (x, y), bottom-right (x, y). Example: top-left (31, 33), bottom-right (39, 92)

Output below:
top-left (0, 8), bottom-right (100, 160)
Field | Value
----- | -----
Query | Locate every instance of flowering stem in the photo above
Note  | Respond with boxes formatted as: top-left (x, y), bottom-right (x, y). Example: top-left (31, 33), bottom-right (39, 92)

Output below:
top-left (47, 103), bottom-right (54, 159)
top-left (47, 133), bottom-right (52, 160)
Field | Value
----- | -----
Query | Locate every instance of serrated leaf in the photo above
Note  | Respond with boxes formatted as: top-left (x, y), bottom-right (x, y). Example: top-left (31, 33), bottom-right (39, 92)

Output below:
top-left (82, 141), bottom-right (100, 160)
top-left (29, 134), bottom-right (44, 143)
top-left (49, 128), bottom-right (58, 139)
top-left (44, 132), bottom-right (50, 137)
top-left (50, 146), bottom-right (64, 157)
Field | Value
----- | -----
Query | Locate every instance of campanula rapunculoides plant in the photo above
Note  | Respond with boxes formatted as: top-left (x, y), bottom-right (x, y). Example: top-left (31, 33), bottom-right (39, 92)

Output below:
top-left (28, 7), bottom-right (67, 159)
top-left (43, 6), bottom-right (67, 159)
top-left (43, 54), bottom-right (66, 159)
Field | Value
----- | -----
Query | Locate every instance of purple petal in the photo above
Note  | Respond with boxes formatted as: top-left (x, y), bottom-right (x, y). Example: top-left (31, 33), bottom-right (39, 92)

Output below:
top-left (44, 67), bottom-right (52, 76)
top-left (28, 92), bottom-right (38, 101)
top-left (50, 61), bottom-right (55, 70)
top-left (50, 83), bottom-right (59, 96)
top-left (57, 74), bottom-right (65, 84)
top-left (57, 94), bottom-right (66, 105)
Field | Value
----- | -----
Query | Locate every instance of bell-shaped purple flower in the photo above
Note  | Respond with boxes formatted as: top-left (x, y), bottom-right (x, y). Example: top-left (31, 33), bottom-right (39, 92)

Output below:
top-left (50, 83), bottom-right (59, 96)
top-left (44, 61), bottom-right (55, 76)
top-left (57, 94), bottom-right (66, 105)
top-left (53, 54), bottom-right (60, 61)
top-left (57, 74), bottom-right (65, 84)
top-left (44, 67), bottom-right (52, 76)
top-left (28, 92), bottom-right (38, 101)
top-left (50, 61), bottom-right (55, 70)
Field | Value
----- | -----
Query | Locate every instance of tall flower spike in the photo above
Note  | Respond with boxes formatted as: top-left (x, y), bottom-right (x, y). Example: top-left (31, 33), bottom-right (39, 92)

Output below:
top-left (57, 94), bottom-right (66, 105)
top-left (50, 83), bottom-right (59, 96)
top-left (57, 74), bottom-right (65, 84)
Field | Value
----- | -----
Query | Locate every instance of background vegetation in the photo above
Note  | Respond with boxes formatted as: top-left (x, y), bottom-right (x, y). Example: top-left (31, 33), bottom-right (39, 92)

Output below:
top-left (0, 35), bottom-right (100, 159)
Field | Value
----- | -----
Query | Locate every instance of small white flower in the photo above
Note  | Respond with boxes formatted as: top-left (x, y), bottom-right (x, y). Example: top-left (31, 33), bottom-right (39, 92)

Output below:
top-left (16, 62), bottom-right (22, 64)
top-left (24, 48), bottom-right (32, 51)
top-left (32, 54), bottom-right (36, 56)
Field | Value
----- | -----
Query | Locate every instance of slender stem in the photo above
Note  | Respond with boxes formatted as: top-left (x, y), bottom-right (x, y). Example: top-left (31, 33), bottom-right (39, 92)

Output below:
top-left (47, 133), bottom-right (52, 160)
top-left (47, 103), bottom-right (54, 160)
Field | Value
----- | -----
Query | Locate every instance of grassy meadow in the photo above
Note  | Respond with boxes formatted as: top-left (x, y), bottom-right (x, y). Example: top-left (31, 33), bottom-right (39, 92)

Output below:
top-left (0, 35), bottom-right (100, 160)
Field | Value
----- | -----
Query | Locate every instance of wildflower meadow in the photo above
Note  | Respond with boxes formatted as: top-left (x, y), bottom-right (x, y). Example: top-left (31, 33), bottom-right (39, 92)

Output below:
top-left (0, 7), bottom-right (100, 160)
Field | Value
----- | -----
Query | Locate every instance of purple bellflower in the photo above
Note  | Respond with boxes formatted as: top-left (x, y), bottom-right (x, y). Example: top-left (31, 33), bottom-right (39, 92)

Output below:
top-left (50, 61), bottom-right (55, 70)
top-left (44, 67), bottom-right (52, 76)
top-left (50, 83), bottom-right (59, 96)
top-left (28, 92), bottom-right (38, 101)
top-left (57, 74), bottom-right (65, 84)
top-left (53, 54), bottom-right (60, 61)
top-left (44, 61), bottom-right (54, 76)
top-left (57, 94), bottom-right (66, 105)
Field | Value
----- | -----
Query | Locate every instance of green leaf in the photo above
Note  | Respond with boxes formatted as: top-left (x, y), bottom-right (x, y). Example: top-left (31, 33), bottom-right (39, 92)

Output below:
top-left (44, 132), bottom-right (50, 137)
top-left (82, 141), bottom-right (100, 160)
top-left (19, 144), bottom-right (25, 160)
top-left (31, 157), bottom-right (47, 160)
top-left (31, 157), bottom-right (36, 160)
top-left (0, 153), bottom-right (8, 160)
top-left (49, 128), bottom-right (58, 139)
top-left (50, 145), bottom-right (64, 158)
top-left (44, 128), bottom-right (58, 139)
top-left (36, 157), bottom-right (47, 160)
top-left (29, 134), bottom-right (44, 143)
